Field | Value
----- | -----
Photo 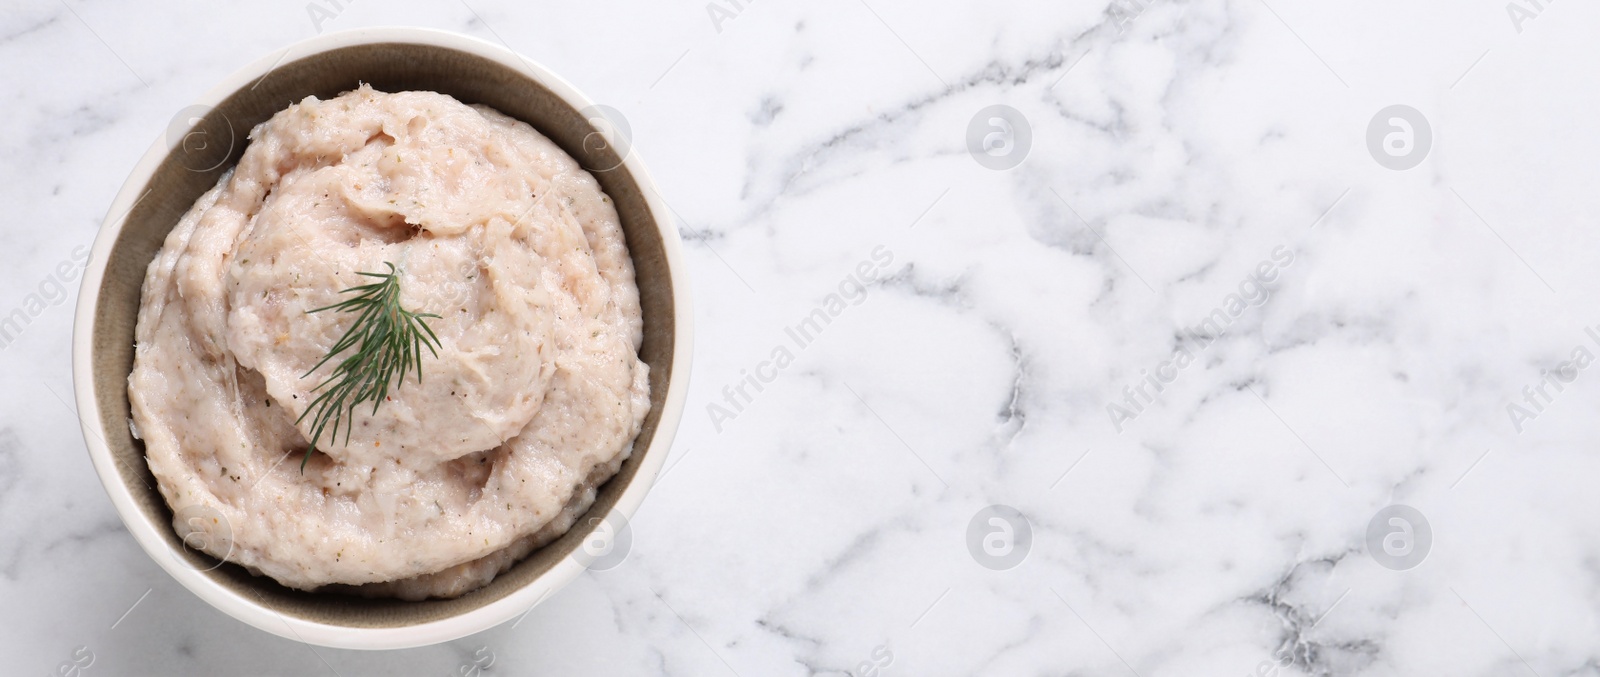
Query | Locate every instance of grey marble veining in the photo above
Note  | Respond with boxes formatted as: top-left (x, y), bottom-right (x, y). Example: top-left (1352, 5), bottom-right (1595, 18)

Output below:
top-left (4, 0), bottom-right (1599, 675)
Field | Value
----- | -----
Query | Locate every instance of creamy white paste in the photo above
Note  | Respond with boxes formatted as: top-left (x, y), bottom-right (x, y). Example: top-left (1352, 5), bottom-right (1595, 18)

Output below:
top-left (128, 86), bottom-right (649, 600)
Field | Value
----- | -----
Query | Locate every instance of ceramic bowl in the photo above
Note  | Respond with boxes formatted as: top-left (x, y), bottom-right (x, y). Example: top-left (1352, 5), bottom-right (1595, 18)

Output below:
top-left (71, 26), bottom-right (690, 650)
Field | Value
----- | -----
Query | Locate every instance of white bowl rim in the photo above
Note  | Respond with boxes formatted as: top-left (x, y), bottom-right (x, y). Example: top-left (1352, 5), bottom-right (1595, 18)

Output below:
top-left (70, 25), bottom-right (692, 651)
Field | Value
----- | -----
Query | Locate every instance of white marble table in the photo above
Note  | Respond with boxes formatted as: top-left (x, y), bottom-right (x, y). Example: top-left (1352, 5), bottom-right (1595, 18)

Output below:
top-left (5, 0), bottom-right (1599, 674)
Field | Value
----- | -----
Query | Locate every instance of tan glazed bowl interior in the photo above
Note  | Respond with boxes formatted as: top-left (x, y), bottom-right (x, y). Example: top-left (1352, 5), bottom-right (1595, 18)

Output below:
top-left (71, 27), bottom-right (691, 650)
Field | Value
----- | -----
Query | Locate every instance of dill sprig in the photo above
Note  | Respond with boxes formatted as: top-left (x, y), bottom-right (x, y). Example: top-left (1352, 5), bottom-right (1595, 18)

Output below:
top-left (295, 262), bottom-right (440, 470)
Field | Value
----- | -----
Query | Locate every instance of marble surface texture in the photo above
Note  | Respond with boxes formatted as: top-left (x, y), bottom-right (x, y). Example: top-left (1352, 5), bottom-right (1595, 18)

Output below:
top-left (4, 0), bottom-right (1599, 675)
